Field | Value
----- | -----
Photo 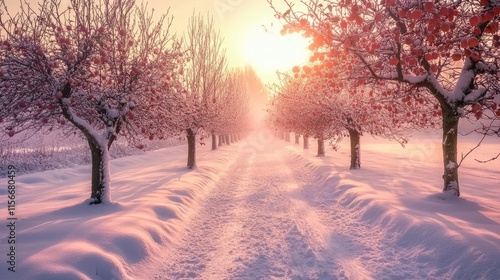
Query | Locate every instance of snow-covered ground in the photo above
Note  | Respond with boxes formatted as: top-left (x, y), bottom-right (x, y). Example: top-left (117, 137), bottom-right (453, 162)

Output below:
top-left (0, 129), bottom-right (499, 279)
top-left (0, 130), bottom-right (185, 177)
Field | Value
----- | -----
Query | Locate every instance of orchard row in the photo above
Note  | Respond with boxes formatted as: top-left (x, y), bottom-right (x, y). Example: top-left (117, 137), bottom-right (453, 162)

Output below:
top-left (0, 0), bottom-right (266, 204)
top-left (267, 0), bottom-right (500, 198)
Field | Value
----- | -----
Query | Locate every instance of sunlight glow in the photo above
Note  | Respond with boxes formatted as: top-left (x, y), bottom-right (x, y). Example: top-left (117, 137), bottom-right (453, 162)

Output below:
top-left (242, 28), bottom-right (310, 80)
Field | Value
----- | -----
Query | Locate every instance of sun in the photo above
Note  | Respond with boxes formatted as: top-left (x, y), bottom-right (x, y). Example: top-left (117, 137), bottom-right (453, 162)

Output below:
top-left (242, 27), bottom-right (311, 81)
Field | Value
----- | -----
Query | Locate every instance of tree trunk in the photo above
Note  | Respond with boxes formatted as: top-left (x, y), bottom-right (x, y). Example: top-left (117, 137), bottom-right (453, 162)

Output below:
top-left (225, 134), bottom-right (231, 145)
top-left (295, 134), bottom-right (300, 145)
top-left (317, 136), bottom-right (325, 157)
top-left (88, 138), bottom-right (111, 204)
top-left (186, 128), bottom-right (196, 169)
top-left (303, 135), bottom-right (309, 149)
top-left (219, 135), bottom-right (224, 146)
top-left (348, 129), bottom-right (361, 169)
top-left (59, 82), bottom-right (114, 205)
top-left (211, 132), bottom-right (217, 150)
top-left (442, 107), bottom-right (460, 196)
top-left (286, 132), bottom-right (291, 142)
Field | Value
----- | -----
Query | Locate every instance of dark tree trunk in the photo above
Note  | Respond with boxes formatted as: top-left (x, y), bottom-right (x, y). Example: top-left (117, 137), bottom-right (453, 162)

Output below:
top-left (186, 128), bottom-right (196, 169)
top-left (295, 134), bottom-right (300, 145)
top-left (225, 134), bottom-right (231, 145)
top-left (59, 82), bottom-right (114, 205)
top-left (219, 135), bottom-right (224, 146)
top-left (211, 132), bottom-right (217, 150)
top-left (87, 138), bottom-right (110, 204)
top-left (442, 107), bottom-right (460, 196)
top-left (317, 136), bottom-right (325, 157)
top-left (230, 134), bottom-right (234, 143)
top-left (348, 129), bottom-right (361, 169)
top-left (303, 135), bottom-right (309, 149)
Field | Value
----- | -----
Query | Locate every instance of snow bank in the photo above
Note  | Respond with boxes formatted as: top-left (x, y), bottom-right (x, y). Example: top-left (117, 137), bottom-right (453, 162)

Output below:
top-left (0, 142), bottom-right (241, 280)
top-left (1, 130), bottom-right (498, 279)
top-left (285, 133), bottom-right (500, 279)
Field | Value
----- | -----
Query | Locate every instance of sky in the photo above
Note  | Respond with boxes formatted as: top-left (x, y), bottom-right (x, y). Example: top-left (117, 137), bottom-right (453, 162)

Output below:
top-left (101, 0), bottom-right (310, 85)
top-left (163, 0), bottom-right (310, 84)
top-left (14, 0), bottom-right (310, 84)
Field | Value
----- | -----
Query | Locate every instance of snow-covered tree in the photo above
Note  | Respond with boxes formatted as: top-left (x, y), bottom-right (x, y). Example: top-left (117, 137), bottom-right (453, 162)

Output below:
top-left (270, 72), bottom-right (342, 156)
top-left (181, 12), bottom-right (227, 168)
top-left (271, 50), bottom-right (440, 166)
top-left (294, 56), bottom-right (440, 169)
top-left (217, 68), bottom-right (254, 144)
top-left (270, 0), bottom-right (500, 196)
top-left (211, 66), bottom-right (264, 148)
top-left (0, 0), bottom-right (183, 204)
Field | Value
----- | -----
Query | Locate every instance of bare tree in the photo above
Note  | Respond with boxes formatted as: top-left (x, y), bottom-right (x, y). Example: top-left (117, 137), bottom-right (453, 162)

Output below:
top-left (217, 68), bottom-right (253, 142)
top-left (181, 11), bottom-right (227, 168)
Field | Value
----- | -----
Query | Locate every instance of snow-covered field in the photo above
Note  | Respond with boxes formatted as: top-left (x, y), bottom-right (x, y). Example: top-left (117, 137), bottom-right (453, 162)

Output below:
top-left (0, 131), bottom-right (186, 177)
top-left (0, 130), bottom-right (499, 279)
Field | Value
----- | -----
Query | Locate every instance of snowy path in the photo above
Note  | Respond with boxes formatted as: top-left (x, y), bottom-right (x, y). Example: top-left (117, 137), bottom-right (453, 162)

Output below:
top-left (5, 132), bottom-right (499, 279)
top-left (155, 138), bottom-right (426, 280)
top-left (151, 136), bottom-right (488, 280)
top-left (156, 144), bottom-right (349, 279)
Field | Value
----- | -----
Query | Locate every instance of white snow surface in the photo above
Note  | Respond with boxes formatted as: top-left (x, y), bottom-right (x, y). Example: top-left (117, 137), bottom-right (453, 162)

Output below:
top-left (1, 130), bottom-right (499, 280)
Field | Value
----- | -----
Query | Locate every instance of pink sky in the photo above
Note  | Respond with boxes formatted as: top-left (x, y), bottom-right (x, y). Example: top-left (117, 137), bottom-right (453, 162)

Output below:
top-left (165, 0), bottom-right (309, 83)
top-left (16, 0), bottom-right (309, 83)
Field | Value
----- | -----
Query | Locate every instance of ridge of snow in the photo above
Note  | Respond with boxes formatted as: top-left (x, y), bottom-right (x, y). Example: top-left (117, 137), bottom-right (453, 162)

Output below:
top-left (0, 143), bottom-right (242, 279)
top-left (1, 131), bottom-right (498, 279)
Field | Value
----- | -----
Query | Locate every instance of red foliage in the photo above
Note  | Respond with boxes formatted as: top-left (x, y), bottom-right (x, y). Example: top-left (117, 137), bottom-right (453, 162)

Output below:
top-left (0, 0), bottom-right (185, 144)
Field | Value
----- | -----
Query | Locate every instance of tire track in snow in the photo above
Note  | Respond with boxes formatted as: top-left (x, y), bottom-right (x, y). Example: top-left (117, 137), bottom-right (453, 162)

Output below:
top-left (284, 154), bottom-right (376, 280)
top-left (157, 144), bottom-right (348, 279)
top-left (158, 150), bottom-right (252, 279)
top-left (285, 151), bottom-right (438, 280)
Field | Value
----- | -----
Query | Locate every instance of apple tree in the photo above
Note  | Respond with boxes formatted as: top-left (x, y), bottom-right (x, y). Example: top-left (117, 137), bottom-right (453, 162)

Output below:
top-left (0, 0), bottom-right (184, 204)
top-left (270, 71), bottom-right (344, 156)
top-left (269, 0), bottom-right (500, 196)
top-left (290, 53), bottom-right (440, 169)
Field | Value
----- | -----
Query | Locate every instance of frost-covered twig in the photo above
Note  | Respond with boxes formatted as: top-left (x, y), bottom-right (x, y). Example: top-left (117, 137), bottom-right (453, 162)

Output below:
top-left (475, 153), bottom-right (500, 164)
